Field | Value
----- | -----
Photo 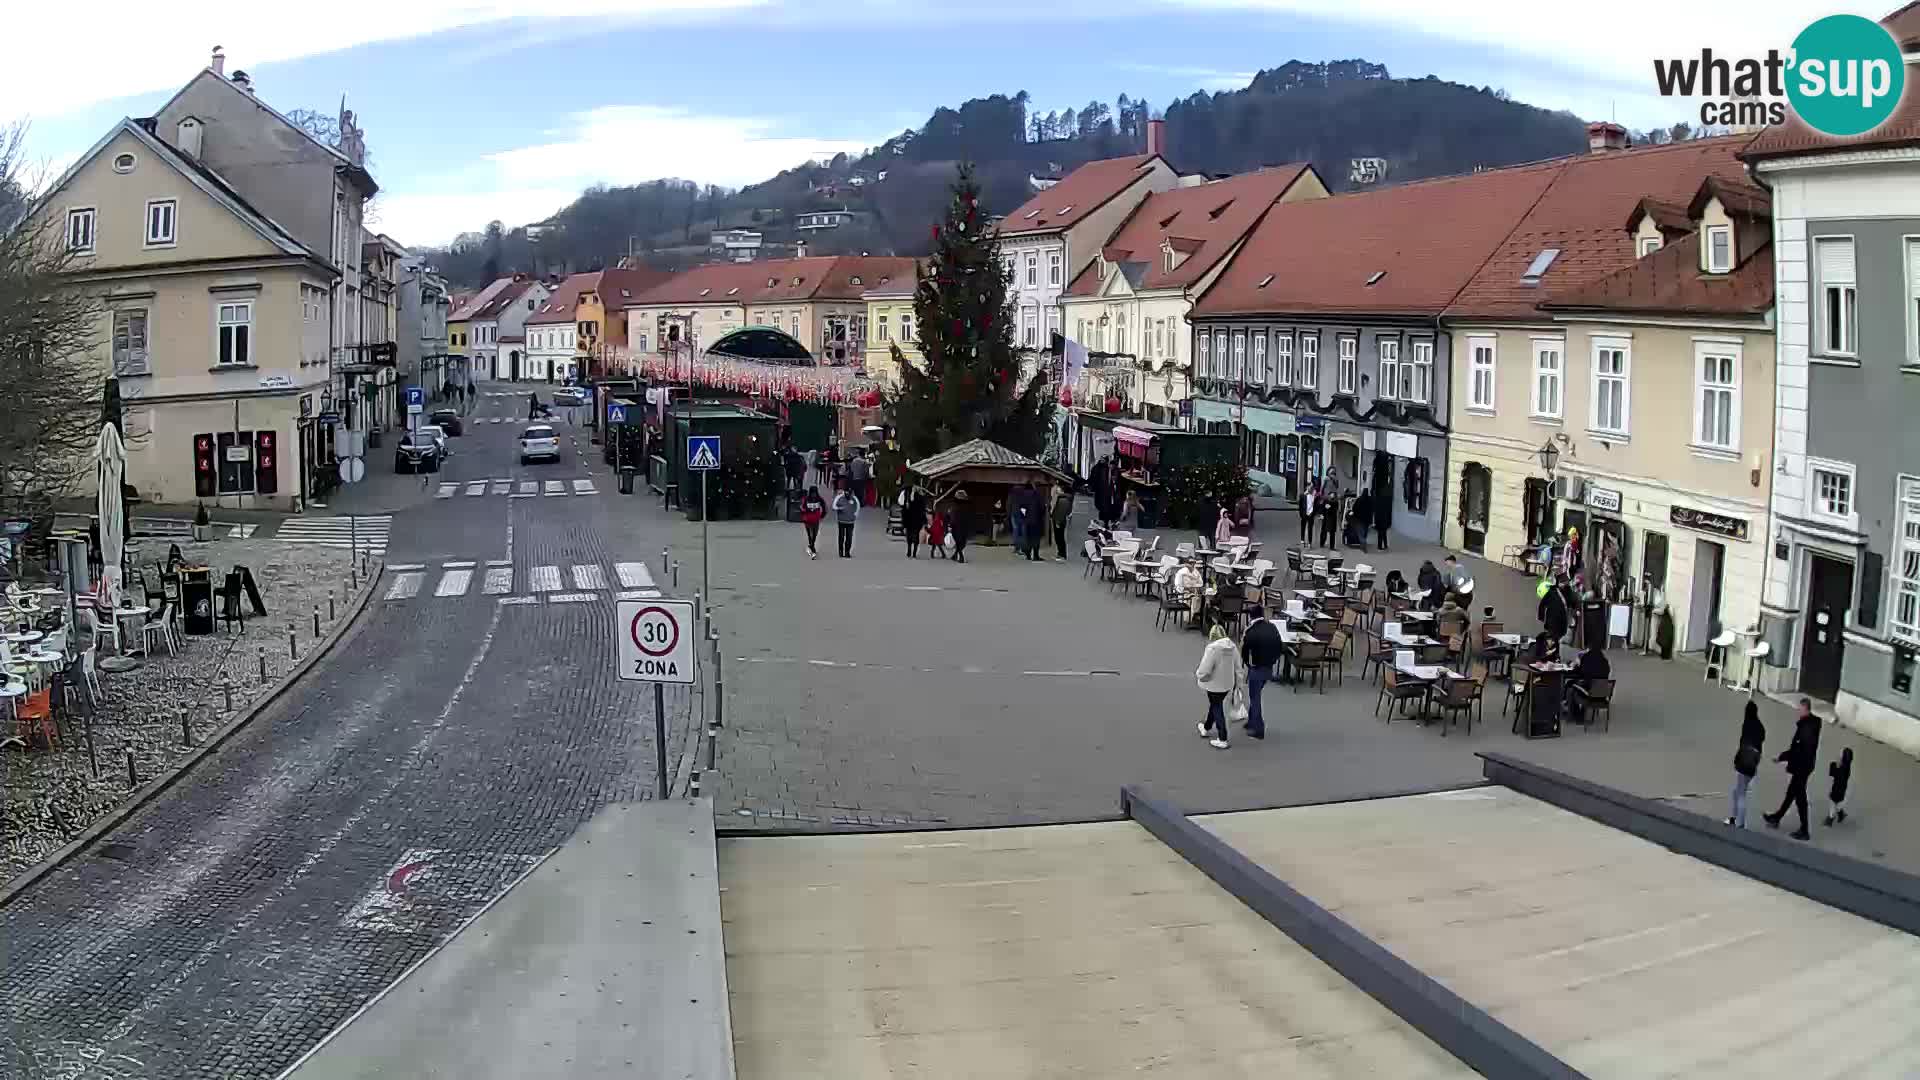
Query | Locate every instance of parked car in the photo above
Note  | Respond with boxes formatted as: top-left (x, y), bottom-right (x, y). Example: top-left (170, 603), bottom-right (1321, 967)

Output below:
top-left (429, 408), bottom-right (464, 436)
top-left (394, 431), bottom-right (444, 474)
top-left (552, 386), bottom-right (591, 407)
top-left (520, 425), bottom-right (561, 464)
top-left (417, 424), bottom-right (451, 456)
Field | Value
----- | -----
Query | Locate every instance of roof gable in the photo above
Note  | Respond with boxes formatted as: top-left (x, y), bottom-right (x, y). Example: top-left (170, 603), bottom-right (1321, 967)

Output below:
top-left (526, 272), bottom-right (603, 325)
top-left (450, 276), bottom-right (520, 322)
top-left (1541, 229), bottom-right (1773, 317)
top-left (1065, 165), bottom-right (1317, 299)
top-left (995, 155), bottom-right (1167, 237)
top-left (627, 256), bottom-right (917, 307)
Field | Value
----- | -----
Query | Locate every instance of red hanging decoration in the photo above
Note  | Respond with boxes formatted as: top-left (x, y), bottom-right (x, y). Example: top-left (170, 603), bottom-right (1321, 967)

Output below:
top-left (931, 225), bottom-right (941, 240)
top-left (1104, 396), bottom-right (1122, 414)
top-left (1058, 387), bottom-right (1074, 407)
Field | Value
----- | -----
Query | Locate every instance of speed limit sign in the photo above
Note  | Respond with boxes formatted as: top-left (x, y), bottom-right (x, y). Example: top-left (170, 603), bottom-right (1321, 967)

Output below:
top-left (616, 599), bottom-right (694, 683)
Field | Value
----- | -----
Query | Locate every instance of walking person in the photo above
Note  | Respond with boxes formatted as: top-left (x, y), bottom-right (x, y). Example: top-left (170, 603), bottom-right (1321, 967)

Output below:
top-left (1195, 624), bottom-right (1237, 750)
top-left (1214, 507), bottom-right (1234, 549)
top-left (1318, 485), bottom-right (1341, 549)
top-left (1825, 747), bottom-right (1853, 827)
top-left (798, 486), bottom-right (827, 560)
top-left (1240, 605), bottom-right (1283, 740)
top-left (902, 488), bottom-right (928, 558)
top-left (1299, 481), bottom-right (1317, 544)
top-left (1050, 482), bottom-right (1073, 562)
top-left (1728, 701), bottom-right (1766, 828)
top-left (831, 484), bottom-right (860, 558)
top-left (949, 489), bottom-right (973, 563)
top-left (783, 446), bottom-right (805, 495)
top-left (1347, 489), bottom-right (1372, 550)
top-left (1373, 481), bottom-right (1392, 551)
top-left (1764, 699), bottom-right (1822, 840)
top-left (847, 449), bottom-right (873, 506)
top-left (927, 506), bottom-right (949, 558)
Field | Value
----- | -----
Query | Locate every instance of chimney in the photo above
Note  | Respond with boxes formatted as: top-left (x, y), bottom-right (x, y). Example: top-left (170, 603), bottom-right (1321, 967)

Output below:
top-left (210, 46), bottom-right (226, 77)
top-left (231, 69), bottom-right (253, 95)
top-left (177, 116), bottom-right (204, 159)
top-left (1587, 121), bottom-right (1628, 153)
top-left (796, 239), bottom-right (807, 259)
top-left (1145, 118), bottom-right (1166, 157)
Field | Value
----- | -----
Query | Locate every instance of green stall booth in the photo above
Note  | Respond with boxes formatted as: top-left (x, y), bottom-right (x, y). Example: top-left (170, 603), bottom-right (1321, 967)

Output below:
top-left (666, 403), bottom-right (784, 520)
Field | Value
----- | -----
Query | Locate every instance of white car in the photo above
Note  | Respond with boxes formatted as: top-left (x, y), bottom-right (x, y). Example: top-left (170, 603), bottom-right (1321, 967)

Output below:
top-left (416, 424), bottom-right (451, 456)
top-left (519, 425), bottom-right (561, 464)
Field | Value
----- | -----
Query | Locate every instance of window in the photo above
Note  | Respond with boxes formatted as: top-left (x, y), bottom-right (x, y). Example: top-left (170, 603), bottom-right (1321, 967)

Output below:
top-left (791, 314), bottom-right (800, 337)
top-left (1706, 226), bottom-right (1733, 273)
top-left (1156, 319), bottom-right (1166, 355)
top-left (1693, 344), bottom-right (1740, 451)
top-left (1116, 321), bottom-right (1127, 354)
top-left (1023, 307), bottom-right (1036, 347)
top-left (1231, 331), bottom-right (1246, 382)
top-left (1002, 256), bottom-right (1016, 283)
top-left (1274, 333), bottom-right (1293, 385)
top-left (1590, 339), bottom-right (1629, 435)
top-left (112, 308), bottom-right (149, 376)
top-left (1376, 339), bottom-right (1400, 399)
top-left (1467, 336), bottom-right (1496, 410)
top-left (876, 314), bottom-right (889, 341)
top-left (1197, 330), bottom-right (1211, 377)
top-left (1809, 460), bottom-right (1856, 526)
top-left (144, 199), bottom-right (177, 246)
top-left (66, 208), bottom-right (95, 252)
top-left (112, 152), bottom-right (137, 173)
top-left (1048, 252), bottom-right (1061, 285)
top-left (1907, 237), bottom-right (1920, 365)
top-left (1532, 339), bottom-right (1563, 419)
top-left (901, 313), bottom-right (915, 342)
top-left (1215, 331), bottom-right (1230, 382)
top-left (1409, 340), bottom-right (1433, 404)
top-left (1046, 308), bottom-right (1060, 343)
top-left (1336, 336), bottom-right (1356, 394)
top-left (1300, 334), bottom-right (1319, 389)
top-left (217, 301), bottom-right (252, 366)
top-left (1026, 253), bottom-right (1037, 287)
top-left (1638, 235), bottom-right (1662, 257)
top-left (1893, 477), bottom-right (1920, 646)
top-left (1815, 237), bottom-right (1857, 356)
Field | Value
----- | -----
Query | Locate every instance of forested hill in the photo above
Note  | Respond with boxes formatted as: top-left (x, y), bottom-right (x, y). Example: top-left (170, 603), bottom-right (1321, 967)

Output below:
top-left (421, 60), bottom-right (1590, 288)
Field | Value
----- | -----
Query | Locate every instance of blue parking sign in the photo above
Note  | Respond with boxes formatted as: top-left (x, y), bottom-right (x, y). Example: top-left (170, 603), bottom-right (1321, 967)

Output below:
top-left (687, 435), bottom-right (721, 471)
top-left (405, 386), bottom-right (424, 407)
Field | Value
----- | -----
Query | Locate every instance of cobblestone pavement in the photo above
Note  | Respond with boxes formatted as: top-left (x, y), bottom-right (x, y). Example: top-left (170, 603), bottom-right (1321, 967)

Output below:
top-left (3, 540), bottom-right (358, 884)
top-left (0, 386), bottom-right (699, 1080)
top-left (685, 504), bottom-right (1920, 877)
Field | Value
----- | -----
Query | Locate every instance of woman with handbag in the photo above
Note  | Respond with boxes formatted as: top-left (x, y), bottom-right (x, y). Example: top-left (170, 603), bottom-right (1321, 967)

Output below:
top-left (1728, 701), bottom-right (1766, 828)
top-left (1194, 624), bottom-right (1238, 750)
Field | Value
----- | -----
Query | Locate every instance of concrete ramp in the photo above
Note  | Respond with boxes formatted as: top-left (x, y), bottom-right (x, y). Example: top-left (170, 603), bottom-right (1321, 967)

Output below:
top-left (718, 820), bottom-right (1470, 1079)
top-left (284, 799), bottom-right (734, 1080)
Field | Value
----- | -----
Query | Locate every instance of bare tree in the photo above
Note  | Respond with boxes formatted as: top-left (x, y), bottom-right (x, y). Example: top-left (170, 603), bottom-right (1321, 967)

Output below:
top-left (0, 123), bottom-right (106, 527)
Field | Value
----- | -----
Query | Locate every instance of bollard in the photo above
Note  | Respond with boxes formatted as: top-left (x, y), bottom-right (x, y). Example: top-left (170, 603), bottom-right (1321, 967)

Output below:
top-left (288, 623), bottom-right (297, 661)
top-left (126, 750), bottom-right (138, 789)
top-left (258, 646), bottom-right (268, 684)
top-left (313, 603), bottom-right (321, 639)
top-left (662, 546), bottom-right (670, 574)
top-left (694, 590), bottom-right (702, 624)
top-left (86, 723), bottom-right (99, 778)
top-left (689, 769), bottom-right (702, 799)
top-left (180, 710), bottom-right (193, 748)
top-left (329, 591), bottom-right (336, 622)
top-left (221, 677), bottom-right (235, 714)
top-left (672, 561), bottom-right (680, 589)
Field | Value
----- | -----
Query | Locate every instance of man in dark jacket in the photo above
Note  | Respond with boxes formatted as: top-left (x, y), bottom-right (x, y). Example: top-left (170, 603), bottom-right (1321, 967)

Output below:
top-left (1764, 699), bottom-right (1822, 839)
top-left (1539, 575), bottom-right (1571, 643)
top-left (1240, 606), bottom-right (1285, 740)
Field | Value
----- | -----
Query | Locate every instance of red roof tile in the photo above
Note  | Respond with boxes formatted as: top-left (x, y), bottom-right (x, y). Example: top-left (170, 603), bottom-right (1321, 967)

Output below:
top-left (449, 277), bottom-right (517, 322)
top-left (526, 272), bottom-right (602, 325)
top-left (995, 154), bottom-right (1165, 237)
top-left (1886, 0), bottom-right (1920, 48)
top-left (1541, 230), bottom-right (1773, 317)
top-left (1445, 134), bottom-right (1754, 319)
top-left (1744, 7), bottom-right (1920, 160)
top-left (1065, 166), bottom-right (1316, 298)
top-left (1193, 163), bottom-right (1564, 318)
top-left (626, 256), bottom-right (917, 307)
top-left (597, 266), bottom-right (675, 305)
top-left (469, 278), bottom-right (538, 322)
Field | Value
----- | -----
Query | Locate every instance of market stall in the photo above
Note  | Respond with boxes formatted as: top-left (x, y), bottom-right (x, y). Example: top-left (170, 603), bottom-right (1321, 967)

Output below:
top-left (906, 440), bottom-right (1072, 545)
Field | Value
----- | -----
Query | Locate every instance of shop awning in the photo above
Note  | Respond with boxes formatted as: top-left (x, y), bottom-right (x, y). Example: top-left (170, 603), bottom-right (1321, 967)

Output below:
top-left (1114, 426), bottom-right (1155, 448)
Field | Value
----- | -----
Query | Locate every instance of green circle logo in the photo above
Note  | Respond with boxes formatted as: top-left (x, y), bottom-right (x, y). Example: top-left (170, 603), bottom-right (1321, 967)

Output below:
top-left (1788, 14), bottom-right (1906, 137)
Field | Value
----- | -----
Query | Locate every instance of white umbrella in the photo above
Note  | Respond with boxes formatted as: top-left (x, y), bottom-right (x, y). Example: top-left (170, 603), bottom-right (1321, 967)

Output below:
top-left (95, 422), bottom-right (126, 617)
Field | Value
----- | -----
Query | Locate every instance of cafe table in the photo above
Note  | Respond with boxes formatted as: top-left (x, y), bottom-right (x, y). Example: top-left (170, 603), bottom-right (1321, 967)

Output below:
top-left (113, 605), bottom-right (151, 656)
top-left (1516, 660), bottom-right (1575, 739)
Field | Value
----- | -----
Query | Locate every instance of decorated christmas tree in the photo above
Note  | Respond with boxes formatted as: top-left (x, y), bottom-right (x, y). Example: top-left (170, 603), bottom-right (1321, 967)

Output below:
top-left (888, 164), bottom-right (1054, 461)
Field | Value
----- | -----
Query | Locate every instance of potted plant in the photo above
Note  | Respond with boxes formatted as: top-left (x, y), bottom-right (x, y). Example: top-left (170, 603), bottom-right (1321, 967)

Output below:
top-left (192, 503), bottom-right (213, 542)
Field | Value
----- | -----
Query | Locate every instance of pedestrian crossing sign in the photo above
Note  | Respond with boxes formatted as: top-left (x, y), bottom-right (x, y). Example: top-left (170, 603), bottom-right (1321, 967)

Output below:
top-left (687, 435), bottom-right (721, 471)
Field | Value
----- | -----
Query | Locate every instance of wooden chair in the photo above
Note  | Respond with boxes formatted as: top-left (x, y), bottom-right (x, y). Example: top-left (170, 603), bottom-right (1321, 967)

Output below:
top-left (1360, 629), bottom-right (1396, 684)
top-left (1572, 678), bottom-right (1615, 732)
top-left (1502, 664), bottom-right (1535, 718)
top-left (1319, 629), bottom-right (1350, 686)
top-left (1285, 548), bottom-right (1304, 586)
top-left (1416, 642), bottom-right (1449, 666)
top-left (1431, 675), bottom-right (1482, 736)
top-left (1213, 584), bottom-right (1248, 639)
top-left (1374, 667), bottom-right (1426, 722)
top-left (1320, 594), bottom-right (1347, 618)
top-left (1338, 609), bottom-right (1364, 657)
top-left (1290, 640), bottom-right (1329, 693)
top-left (1443, 632), bottom-right (1468, 668)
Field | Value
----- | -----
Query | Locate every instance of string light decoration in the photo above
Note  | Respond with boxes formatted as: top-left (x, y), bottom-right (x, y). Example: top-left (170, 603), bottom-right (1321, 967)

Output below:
top-left (888, 164), bottom-right (1053, 459)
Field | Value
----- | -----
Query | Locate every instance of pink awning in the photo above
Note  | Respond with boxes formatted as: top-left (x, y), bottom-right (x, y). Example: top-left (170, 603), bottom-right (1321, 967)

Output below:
top-left (1114, 426), bottom-right (1154, 448)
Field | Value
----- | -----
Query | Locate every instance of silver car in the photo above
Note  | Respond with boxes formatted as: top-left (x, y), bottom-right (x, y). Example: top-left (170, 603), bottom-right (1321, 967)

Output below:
top-left (519, 424), bottom-right (561, 464)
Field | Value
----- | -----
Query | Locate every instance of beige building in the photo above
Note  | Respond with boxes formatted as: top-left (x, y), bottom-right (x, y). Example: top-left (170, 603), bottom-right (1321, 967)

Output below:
top-left (1058, 165), bottom-right (1326, 424)
top-left (38, 117), bottom-right (335, 510)
top-left (1446, 174), bottom-right (1776, 655)
top-left (861, 273), bottom-right (920, 388)
top-left (624, 256), bottom-right (915, 363)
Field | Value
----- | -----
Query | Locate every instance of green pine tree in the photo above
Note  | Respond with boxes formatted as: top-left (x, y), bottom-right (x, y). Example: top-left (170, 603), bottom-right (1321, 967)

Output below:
top-left (888, 164), bottom-right (1054, 460)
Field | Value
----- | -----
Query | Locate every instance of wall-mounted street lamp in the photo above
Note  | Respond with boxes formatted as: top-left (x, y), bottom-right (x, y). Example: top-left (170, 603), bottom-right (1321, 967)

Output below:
top-left (1537, 439), bottom-right (1560, 474)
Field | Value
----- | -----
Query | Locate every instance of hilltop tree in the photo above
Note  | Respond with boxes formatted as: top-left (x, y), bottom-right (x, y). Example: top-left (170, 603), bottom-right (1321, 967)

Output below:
top-left (888, 164), bottom-right (1052, 460)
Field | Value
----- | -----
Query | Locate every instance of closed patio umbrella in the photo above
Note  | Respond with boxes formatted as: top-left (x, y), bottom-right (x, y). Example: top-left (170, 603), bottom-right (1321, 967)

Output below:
top-left (95, 422), bottom-right (126, 617)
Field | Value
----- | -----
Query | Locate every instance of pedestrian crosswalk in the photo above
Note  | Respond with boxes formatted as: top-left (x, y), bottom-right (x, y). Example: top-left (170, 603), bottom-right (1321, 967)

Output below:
top-left (272, 515), bottom-right (391, 556)
top-left (435, 477), bottom-right (598, 499)
top-left (380, 559), bottom-right (662, 605)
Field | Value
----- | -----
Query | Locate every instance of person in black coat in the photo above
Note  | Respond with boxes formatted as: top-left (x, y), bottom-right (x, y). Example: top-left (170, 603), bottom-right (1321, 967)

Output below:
top-left (1239, 606), bottom-right (1285, 739)
top-left (1825, 747), bottom-right (1853, 827)
top-left (1728, 701), bottom-right (1766, 828)
top-left (1416, 560), bottom-right (1444, 610)
top-left (1347, 491), bottom-right (1373, 550)
top-left (1564, 643), bottom-right (1610, 723)
top-left (1538, 576), bottom-right (1571, 643)
top-left (902, 489), bottom-right (928, 558)
top-left (1764, 699), bottom-right (1821, 839)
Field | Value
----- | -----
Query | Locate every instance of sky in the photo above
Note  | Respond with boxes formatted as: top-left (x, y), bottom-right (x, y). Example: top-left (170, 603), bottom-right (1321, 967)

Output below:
top-left (7, 0), bottom-right (1848, 250)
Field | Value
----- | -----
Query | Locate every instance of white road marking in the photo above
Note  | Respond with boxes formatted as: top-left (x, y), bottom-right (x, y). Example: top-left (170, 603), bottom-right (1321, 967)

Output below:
top-left (482, 568), bottom-right (513, 595)
top-left (616, 589), bottom-right (661, 600)
top-left (435, 484), bottom-right (456, 499)
top-left (614, 562), bottom-right (655, 589)
top-left (547, 592), bottom-right (596, 604)
top-left (386, 563), bottom-right (426, 572)
top-left (508, 493), bottom-right (536, 499)
top-left (485, 558), bottom-right (511, 567)
top-left (497, 596), bottom-right (538, 606)
top-left (227, 524), bottom-right (257, 539)
top-left (529, 565), bottom-right (561, 592)
top-left (465, 481), bottom-right (486, 497)
top-left (517, 481), bottom-right (537, 495)
top-left (543, 480), bottom-right (565, 496)
top-left (442, 560), bottom-right (476, 568)
top-left (491, 480), bottom-right (511, 495)
top-left (570, 564), bottom-right (606, 590)
top-left (434, 569), bottom-right (472, 597)
top-left (572, 479), bottom-right (597, 495)
top-left (384, 573), bottom-right (423, 601)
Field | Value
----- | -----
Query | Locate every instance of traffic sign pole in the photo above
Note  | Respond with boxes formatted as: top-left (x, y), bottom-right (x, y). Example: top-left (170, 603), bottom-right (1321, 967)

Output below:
top-left (654, 682), bottom-right (667, 799)
top-left (701, 469), bottom-right (710, 625)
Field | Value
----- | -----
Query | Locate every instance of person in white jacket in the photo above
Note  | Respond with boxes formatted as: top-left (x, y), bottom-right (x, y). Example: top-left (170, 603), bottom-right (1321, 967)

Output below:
top-left (1195, 624), bottom-right (1237, 749)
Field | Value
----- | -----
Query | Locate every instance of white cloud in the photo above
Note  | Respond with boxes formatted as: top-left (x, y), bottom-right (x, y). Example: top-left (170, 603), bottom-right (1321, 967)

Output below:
top-left (1117, 64), bottom-right (1255, 92)
top-left (380, 104), bottom-right (882, 246)
top-left (2, 0), bottom-right (764, 122)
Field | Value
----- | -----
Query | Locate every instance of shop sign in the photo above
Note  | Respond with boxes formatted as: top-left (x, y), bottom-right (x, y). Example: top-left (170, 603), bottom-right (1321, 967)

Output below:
top-left (299, 394), bottom-right (313, 418)
top-left (1294, 414), bottom-right (1325, 433)
top-left (1586, 485), bottom-right (1623, 513)
top-left (1671, 504), bottom-right (1750, 542)
top-left (258, 373), bottom-right (294, 390)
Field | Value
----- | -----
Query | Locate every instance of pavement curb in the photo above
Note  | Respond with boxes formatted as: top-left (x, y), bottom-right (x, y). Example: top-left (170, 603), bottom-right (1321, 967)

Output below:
top-left (0, 559), bottom-right (385, 910)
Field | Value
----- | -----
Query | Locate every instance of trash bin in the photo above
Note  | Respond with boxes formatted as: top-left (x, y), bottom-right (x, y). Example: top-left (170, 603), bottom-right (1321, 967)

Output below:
top-left (180, 567), bottom-right (215, 635)
top-left (619, 467), bottom-right (636, 495)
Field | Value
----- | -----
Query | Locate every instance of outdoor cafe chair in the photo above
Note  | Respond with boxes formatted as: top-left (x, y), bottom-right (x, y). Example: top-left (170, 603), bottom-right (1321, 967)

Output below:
top-left (1573, 678), bottom-right (1615, 732)
top-left (1417, 641), bottom-right (1450, 666)
top-left (1285, 548), bottom-right (1304, 586)
top-left (1174, 542), bottom-right (1195, 560)
top-left (1502, 664), bottom-right (1536, 718)
top-left (1143, 535), bottom-right (1162, 557)
top-left (1318, 629), bottom-right (1350, 687)
top-left (1375, 666), bottom-right (1428, 721)
top-left (1432, 675), bottom-right (1483, 736)
top-left (1290, 639), bottom-right (1329, 693)
top-left (1082, 539), bottom-right (1103, 579)
top-left (1212, 583), bottom-right (1248, 638)
top-left (1156, 585), bottom-right (1189, 631)
top-left (142, 602), bottom-right (178, 657)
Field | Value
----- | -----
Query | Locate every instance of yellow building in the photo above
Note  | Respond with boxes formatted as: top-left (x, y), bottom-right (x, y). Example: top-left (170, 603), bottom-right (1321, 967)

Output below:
top-left (35, 118), bottom-right (335, 510)
top-left (861, 272), bottom-right (920, 388)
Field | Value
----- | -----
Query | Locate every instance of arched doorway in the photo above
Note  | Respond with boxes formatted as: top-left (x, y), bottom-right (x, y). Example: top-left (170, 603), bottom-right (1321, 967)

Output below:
top-left (1460, 463), bottom-right (1491, 555)
top-left (1330, 438), bottom-right (1360, 492)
